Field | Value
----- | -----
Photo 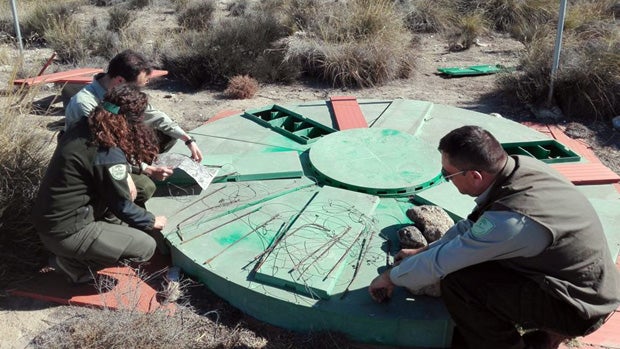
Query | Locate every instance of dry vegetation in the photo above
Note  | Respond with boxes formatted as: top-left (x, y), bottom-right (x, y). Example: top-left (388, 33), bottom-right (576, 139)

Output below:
top-left (0, 0), bottom-right (618, 347)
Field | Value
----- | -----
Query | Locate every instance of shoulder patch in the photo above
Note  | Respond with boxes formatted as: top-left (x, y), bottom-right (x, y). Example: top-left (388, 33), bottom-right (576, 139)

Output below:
top-left (471, 216), bottom-right (496, 238)
top-left (108, 164), bottom-right (127, 181)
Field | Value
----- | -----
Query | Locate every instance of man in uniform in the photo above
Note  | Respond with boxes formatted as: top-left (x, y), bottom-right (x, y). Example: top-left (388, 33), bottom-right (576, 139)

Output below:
top-left (64, 49), bottom-right (203, 207)
top-left (369, 125), bottom-right (620, 349)
top-left (33, 85), bottom-right (166, 283)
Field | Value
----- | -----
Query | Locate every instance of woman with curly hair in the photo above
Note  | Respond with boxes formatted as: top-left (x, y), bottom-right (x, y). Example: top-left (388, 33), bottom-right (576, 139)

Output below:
top-left (32, 84), bottom-right (167, 284)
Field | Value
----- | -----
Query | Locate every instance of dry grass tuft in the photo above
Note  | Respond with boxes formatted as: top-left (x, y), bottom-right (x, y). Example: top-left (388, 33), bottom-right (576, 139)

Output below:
top-left (224, 75), bottom-right (259, 99)
top-left (43, 16), bottom-right (88, 63)
top-left (0, 85), bottom-right (54, 288)
top-left (107, 6), bottom-right (134, 32)
top-left (446, 11), bottom-right (489, 51)
top-left (401, 0), bottom-right (457, 33)
top-left (283, 0), bottom-right (414, 87)
top-left (177, 0), bottom-right (216, 31)
top-left (498, 20), bottom-right (619, 121)
top-left (162, 11), bottom-right (294, 88)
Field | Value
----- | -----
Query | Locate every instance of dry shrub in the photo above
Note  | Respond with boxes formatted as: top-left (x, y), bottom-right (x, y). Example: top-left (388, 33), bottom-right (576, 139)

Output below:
top-left (130, 0), bottom-right (151, 9)
top-left (284, 0), bottom-right (414, 87)
top-left (226, 0), bottom-right (249, 17)
top-left (162, 12), bottom-right (295, 88)
top-left (498, 21), bottom-right (619, 121)
top-left (446, 11), bottom-right (489, 51)
top-left (18, 0), bottom-right (84, 45)
top-left (43, 16), bottom-right (89, 64)
top-left (170, 0), bottom-right (190, 12)
top-left (0, 86), bottom-right (53, 288)
top-left (401, 0), bottom-right (457, 33)
top-left (108, 6), bottom-right (134, 32)
top-left (484, 0), bottom-right (555, 41)
top-left (177, 0), bottom-right (216, 31)
top-left (224, 75), bottom-right (259, 99)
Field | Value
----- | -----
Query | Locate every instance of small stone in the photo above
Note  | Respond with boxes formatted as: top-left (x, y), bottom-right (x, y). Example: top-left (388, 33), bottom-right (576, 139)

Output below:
top-left (397, 226), bottom-right (427, 249)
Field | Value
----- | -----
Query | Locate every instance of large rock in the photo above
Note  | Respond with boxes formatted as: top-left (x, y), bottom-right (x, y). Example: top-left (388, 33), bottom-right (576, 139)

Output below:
top-left (406, 205), bottom-right (454, 243)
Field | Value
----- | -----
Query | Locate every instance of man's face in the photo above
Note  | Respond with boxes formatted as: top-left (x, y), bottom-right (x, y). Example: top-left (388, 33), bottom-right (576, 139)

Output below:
top-left (441, 153), bottom-right (475, 196)
top-left (134, 71), bottom-right (150, 87)
top-left (111, 71), bottom-right (150, 88)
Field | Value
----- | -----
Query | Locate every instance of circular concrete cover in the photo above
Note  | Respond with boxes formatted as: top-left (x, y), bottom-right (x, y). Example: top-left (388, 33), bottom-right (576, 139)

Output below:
top-left (309, 128), bottom-right (439, 195)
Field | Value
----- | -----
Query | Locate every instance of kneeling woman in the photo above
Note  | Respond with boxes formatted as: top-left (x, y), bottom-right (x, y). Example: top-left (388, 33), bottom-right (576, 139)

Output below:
top-left (32, 84), bottom-right (167, 283)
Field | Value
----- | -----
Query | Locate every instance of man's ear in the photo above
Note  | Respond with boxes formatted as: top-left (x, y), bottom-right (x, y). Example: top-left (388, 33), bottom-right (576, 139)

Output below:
top-left (470, 170), bottom-right (484, 181)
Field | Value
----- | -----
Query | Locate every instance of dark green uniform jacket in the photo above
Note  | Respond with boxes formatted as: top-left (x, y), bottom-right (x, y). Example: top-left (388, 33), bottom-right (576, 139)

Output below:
top-left (32, 119), bottom-right (155, 238)
top-left (469, 155), bottom-right (620, 319)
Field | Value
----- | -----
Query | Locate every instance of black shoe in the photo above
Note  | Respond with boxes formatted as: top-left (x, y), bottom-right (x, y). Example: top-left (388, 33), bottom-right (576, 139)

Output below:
top-left (522, 330), bottom-right (571, 349)
top-left (49, 255), bottom-right (95, 284)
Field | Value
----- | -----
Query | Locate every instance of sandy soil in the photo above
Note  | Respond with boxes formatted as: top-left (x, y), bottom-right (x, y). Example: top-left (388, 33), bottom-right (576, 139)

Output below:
top-left (1, 3), bottom-right (618, 347)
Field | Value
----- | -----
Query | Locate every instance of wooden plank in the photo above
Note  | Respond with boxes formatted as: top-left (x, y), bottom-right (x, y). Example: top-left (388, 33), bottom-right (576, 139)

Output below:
top-left (551, 162), bottom-right (620, 185)
top-left (13, 68), bottom-right (168, 86)
top-left (205, 109), bottom-right (242, 124)
top-left (58, 69), bottom-right (169, 84)
top-left (13, 68), bottom-right (103, 86)
top-left (330, 96), bottom-right (368, 130)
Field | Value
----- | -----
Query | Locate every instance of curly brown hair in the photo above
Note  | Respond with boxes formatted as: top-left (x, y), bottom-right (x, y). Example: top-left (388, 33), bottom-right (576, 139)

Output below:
top-left (89, 84), bottom-right (159, 165)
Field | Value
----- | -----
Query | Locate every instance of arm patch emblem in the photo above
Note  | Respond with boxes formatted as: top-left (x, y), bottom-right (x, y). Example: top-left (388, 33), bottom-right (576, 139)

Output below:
top-left (108, 164), bottom-right (128, 181)
top-left (471, 216), bottom-right (495, 238)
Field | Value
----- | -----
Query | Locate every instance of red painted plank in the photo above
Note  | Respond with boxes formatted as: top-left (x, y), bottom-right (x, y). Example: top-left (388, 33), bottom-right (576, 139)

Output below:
top-left (205, 109), bottom-right (242, 124)
top-left (330, 96), bottom-right (368, 130)
top-left (58, 69), bottom-right (169, 84)
top-left (8, 252), bottom-right (173, 313)
top-left (13, 69), bottom-right (168, 86)
top-left (13, 68), bottom-right (103, 86)
top-left (551, 163), bottom-right (620, 185)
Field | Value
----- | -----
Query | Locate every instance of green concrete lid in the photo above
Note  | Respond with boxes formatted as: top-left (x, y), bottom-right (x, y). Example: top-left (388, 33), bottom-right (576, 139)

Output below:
top-left (309, 128), bottom-right (441, 196)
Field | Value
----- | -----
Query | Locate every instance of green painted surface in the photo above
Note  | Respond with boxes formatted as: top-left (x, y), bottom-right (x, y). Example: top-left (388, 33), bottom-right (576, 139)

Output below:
top-left (146, 99), bottom-right (620, 348)
top-left (255, 186), bottom-right (379, 299)
top-left (309, 128), bottom-right (440, 196)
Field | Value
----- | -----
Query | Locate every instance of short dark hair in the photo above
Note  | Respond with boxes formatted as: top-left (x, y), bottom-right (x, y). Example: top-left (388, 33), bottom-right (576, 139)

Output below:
top-left (438, 125), bottom-right (507, 173)
top-left (107, 49), bottom-right (153, 82)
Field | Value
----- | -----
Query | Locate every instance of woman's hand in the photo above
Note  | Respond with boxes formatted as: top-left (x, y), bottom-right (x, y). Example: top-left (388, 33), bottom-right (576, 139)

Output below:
top-left (153, 216), bottom-right (167, 230)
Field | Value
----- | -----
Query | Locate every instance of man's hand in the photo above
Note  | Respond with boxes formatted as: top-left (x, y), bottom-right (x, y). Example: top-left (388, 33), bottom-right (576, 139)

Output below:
top-left (144, 165), bottom-right (174, 181)
top-left (127, 174), bottom-right (137, 201)
top-left (187, 142), bottom-right (203, 162)
top-left (153, 216), bottom-right (167, 230)
top-left (368, 270), bottom-right (395, 303)
top-left (394, 247), bottom-right (427, 265)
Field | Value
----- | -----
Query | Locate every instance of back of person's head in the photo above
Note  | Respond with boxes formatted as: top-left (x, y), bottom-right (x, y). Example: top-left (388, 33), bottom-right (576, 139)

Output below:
top-left (103, 84), bottom-right (148, 123)
top-left (438, 125), bottom-right (507, 174)
top-left (107, 49), bottom-right (153, 83)
top-left (89, 84), bottom-right (158, 165)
